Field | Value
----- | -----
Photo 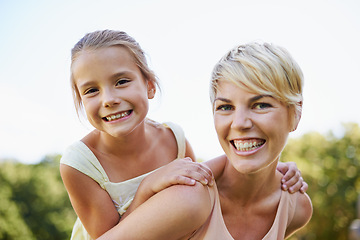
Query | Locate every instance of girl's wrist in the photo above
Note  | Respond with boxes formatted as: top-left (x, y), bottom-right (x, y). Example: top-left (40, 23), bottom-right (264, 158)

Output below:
top-left (137, 176), bottom-right (157, 202)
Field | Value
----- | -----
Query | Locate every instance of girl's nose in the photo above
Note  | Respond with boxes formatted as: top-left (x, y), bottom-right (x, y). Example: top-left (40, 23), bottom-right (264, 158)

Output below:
top-left (231, 108), bottom-right (253, 130)
top-left (102, 89), bottom-right (120, 108)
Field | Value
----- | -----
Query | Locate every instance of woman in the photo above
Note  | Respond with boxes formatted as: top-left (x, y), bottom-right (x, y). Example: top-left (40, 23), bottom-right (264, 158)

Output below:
top-left (200, 42), bottom-right (313, 239)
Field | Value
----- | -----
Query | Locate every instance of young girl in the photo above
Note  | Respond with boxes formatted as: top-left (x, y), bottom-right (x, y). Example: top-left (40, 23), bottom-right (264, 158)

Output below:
top-left (60, 30), bottom-right (306, 239)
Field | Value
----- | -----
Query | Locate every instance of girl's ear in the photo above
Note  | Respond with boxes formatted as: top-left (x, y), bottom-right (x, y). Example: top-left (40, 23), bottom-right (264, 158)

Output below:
top-left (290, 102), bottom-right (302, 132)
top-left (147, 80), bottom-right (156, 99)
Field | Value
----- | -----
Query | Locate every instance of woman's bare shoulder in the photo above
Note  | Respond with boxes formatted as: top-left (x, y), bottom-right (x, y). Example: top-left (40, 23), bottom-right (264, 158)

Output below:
top-left (203, 155), bottom-right (227, 179)
top-left (286, 192), bottom-right (313, 237)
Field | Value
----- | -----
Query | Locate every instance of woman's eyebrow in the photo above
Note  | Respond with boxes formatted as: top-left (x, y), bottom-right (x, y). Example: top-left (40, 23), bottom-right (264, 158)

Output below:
top-left (250, 95), bottom-right (273, 102)
top-left (215, 95), bottom-right (273, 103)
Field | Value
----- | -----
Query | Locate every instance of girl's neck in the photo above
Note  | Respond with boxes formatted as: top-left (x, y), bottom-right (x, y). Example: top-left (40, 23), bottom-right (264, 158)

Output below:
top-left (84, 121), bottom-right (152, 158)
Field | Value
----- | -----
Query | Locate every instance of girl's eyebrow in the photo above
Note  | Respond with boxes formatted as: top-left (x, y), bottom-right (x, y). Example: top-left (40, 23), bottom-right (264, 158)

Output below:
top-left (214, 97), bottom-right (231, 103)
top-left (111, 71), bottom-right (130, 78)
top-left (77, 81), bottom-right (96, 90)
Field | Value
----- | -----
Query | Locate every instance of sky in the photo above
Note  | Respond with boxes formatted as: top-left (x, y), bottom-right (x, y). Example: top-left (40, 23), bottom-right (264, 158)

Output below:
top-left (0, 0), bottom-right (359, 164)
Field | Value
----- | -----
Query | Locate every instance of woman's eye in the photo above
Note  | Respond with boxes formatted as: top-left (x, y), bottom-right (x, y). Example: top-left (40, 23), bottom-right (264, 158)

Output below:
top-left (216, 105), bottom-right (233, 111)
top-left (253, 103), bottom-right (271, 110)
top-left (116, 79), bottom-right (130, 86)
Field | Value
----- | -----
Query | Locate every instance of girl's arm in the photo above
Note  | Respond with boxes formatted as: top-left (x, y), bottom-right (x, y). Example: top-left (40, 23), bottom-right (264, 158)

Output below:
top-left (60, 138), bottom-right (213, 238)
top-left (121, 138), bottom-right (213, 221)
top-left (60, 164), bottom-right (120, 238)
top-left (285, 192), bottom-right (313, 238)
top-left (122, 156), bottom-right (213, 220)
top-left (97, 182), bottom-right (213, 240)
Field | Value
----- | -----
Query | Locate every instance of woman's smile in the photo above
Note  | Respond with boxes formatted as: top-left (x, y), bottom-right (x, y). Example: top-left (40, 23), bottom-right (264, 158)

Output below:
top-left (232, 138), bottom-right (266, 153)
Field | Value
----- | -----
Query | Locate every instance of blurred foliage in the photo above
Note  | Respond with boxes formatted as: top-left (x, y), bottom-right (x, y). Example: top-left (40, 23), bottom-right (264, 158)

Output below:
top-left (0, 123), bottom-right (359, 239)
top-left (283, 123), bottom-right (360, 240)
top-left (0, 154), bottom-right (76, 240)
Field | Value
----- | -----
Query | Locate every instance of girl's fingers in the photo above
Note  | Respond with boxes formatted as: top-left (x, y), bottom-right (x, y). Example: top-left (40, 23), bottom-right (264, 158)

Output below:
top-left (287, 181), bottom-right (302, 194)
top-left (177, 158), bottom-right (214, 186)
top-left (282, 171), bottom-right (301, 192)
top-left (300, 179), bottom-right (308, 193)
top-left (281, 162), bottom-right (298, 182)
top-left (172, 175), bottom-right (196, 186)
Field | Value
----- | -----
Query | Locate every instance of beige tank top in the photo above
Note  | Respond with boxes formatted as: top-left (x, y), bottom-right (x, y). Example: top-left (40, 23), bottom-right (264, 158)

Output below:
top-left (189, 183), bottom-right (298, 240)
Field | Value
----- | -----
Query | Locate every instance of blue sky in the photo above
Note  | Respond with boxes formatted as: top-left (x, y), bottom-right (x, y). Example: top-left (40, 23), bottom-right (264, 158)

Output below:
top-left (1, 0), bottom-right (359, 164)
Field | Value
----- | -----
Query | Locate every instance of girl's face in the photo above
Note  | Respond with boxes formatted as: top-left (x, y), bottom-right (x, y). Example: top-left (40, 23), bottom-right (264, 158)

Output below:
top-left (72, 46), bottom-right (155, 138)
top-left (213, 80), bottom-right (293, 174)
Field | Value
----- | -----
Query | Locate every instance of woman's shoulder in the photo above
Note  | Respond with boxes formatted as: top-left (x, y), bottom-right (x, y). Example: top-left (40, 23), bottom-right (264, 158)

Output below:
top-left (295, 192), bottom-right (313, 222)
top-left (203, 155), bottom-right (227, 179)
top-left (287, 192), bottom-right (312, 236)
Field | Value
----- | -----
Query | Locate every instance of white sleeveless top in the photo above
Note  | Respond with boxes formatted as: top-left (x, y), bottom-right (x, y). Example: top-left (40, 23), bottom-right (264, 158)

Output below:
top-left (60, 122), bottom-right (186, 240)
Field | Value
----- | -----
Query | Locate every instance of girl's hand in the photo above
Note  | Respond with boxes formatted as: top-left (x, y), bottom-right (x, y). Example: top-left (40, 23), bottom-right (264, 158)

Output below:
top-left (277, 162), bottom-right (308, 194)
top-left (122, 157), bottom-right (214, 220)
top-left (145, 157), bottom-right (214, 196)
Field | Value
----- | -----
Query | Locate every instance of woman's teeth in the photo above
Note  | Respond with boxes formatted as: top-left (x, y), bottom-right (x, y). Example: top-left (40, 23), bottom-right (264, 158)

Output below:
top-left (233, 140), bottom-right (265, 151)
top-left (105, 111), bottom-right (130, 122)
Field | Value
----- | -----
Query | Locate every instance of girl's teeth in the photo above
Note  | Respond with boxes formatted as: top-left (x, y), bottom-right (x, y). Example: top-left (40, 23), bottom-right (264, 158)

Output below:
top-left (105, 112), bottom-right (129, 121)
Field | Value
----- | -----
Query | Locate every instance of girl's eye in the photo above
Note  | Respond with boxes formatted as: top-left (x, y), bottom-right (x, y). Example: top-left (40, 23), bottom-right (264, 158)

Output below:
top-left (116, 79), bottom-right (130, 86)
top-left (216, 105), bottom-right (233, 111)
top-left (253, 103), bottom-right (272, 110)
top-left (83, 88), bottom-right (98, 95)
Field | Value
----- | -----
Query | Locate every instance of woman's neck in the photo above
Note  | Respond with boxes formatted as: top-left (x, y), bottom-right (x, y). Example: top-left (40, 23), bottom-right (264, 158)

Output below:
top-left (216, 158), bottom-right (281, 206)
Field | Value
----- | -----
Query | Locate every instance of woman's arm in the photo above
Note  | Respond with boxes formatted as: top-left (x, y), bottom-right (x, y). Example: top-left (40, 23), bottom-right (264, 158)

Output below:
top-left (60, 164), bottom-right (120, 238)
top-left (97, 182), bottom-right (213, 240)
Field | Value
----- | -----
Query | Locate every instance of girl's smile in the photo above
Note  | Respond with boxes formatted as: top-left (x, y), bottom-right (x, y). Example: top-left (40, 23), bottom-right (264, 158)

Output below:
top-left (103, 110), bottom-right (133, 122)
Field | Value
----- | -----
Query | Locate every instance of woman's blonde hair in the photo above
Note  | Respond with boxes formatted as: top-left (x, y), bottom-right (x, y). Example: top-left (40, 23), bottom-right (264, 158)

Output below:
top-left (210, 42), bottom-right (303, 114)
top-left (70, 29), bottom-right (159, 116)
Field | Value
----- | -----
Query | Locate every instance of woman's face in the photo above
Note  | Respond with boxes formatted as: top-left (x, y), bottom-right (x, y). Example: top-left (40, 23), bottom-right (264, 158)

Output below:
top-left (213, 80), bottom-right (293, 174)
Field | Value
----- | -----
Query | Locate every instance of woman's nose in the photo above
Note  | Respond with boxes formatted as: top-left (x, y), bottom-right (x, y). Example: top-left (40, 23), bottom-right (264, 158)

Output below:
top-left (231, 108), bottom-right (253, 130)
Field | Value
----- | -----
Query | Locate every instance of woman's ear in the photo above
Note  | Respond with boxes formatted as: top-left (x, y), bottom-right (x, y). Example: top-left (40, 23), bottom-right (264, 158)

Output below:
top-left (290, 102), bottom-right (302, 132)
top-left (147, 80), bottom-right (156, 99)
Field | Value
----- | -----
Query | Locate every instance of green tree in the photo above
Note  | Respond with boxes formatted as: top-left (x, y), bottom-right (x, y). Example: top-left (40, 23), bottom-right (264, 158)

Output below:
top-left (283, 123), bottom-right (360, 240)
top-left (0, 155), bottom-right (76, 240)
